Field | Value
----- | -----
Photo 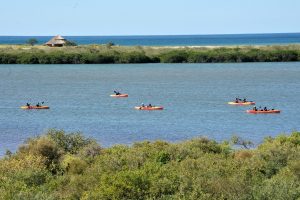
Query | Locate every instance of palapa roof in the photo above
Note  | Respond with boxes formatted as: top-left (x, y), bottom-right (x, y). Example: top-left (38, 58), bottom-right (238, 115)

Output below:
top-left (45, 35), bottom-right (66, 45)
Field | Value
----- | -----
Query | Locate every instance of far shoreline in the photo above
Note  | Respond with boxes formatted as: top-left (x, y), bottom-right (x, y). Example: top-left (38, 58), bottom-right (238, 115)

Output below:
top-left (0, 44), bottom-right (300, 64)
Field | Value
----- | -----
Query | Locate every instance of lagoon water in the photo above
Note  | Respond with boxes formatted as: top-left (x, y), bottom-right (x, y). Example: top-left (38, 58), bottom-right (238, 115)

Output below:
top-left (0, 63), bottom-right (300, 155)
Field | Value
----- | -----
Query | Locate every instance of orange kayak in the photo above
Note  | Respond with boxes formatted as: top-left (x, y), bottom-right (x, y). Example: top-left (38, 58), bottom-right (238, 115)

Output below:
top-left (246, 110), bottom-right (280, 114)
top-left (110, 94), bottom-right (129, 98)
top-left (21, 106), bottom-right (50, 110)
top-left (228, 101), bottom-right (255, 105)
top-left (135, 106), bottom-right (163, 110)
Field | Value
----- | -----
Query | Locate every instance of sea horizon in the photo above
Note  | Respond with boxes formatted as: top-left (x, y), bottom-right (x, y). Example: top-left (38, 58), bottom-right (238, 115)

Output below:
top-left (1, 32), bottom-right (300, 46)
top-left (1, 32), bottom-right (300, 36)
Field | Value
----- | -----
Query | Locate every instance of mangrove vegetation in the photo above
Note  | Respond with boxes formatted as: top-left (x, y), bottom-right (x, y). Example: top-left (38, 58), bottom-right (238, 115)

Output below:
top-left (0, 130), bottom-right (299, 199)
top-left (0, 44), bottom-right (300, 64)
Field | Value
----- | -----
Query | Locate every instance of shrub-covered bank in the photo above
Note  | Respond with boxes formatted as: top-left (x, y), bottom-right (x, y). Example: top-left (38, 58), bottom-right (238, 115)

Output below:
top-left (0, 130), bottom-right (299, 199)
top-left (0, 45), bottom-right (300, 64)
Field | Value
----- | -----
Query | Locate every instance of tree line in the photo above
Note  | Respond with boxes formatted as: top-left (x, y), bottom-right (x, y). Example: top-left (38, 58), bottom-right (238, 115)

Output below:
top-left (0, 48), bottom-right (299, 64)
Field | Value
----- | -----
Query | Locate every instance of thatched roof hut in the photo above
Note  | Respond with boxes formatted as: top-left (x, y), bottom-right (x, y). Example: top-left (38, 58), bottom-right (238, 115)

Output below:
top-left (45, 35), bottom-right (67, 47)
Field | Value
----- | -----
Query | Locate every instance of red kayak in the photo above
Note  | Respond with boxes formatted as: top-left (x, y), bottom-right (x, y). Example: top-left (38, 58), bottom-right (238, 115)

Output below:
top-left (135, 106), bottom-right (164, 110)
top-left (228, 101), bottom-right (255, 106)
top-left (110, 94), bottom-right (129, 98)
top-left (21, 106), bottom-right (50, 110)
top-left (246, 110), bottom-right (280, 114)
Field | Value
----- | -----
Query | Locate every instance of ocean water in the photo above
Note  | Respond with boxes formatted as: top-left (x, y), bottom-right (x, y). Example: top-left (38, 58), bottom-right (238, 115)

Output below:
top-left (0, 33), bottom-right (300, 46)
top-left (0, 63), bottom-right (300, 155)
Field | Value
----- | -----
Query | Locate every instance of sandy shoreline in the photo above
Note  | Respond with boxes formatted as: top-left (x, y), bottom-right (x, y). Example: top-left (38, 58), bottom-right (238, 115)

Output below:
top-left (1, 43), bottom-right (300, 50)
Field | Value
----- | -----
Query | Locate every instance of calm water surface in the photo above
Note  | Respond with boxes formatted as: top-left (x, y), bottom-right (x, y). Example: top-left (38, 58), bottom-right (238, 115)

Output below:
top-left (0, 63), bottom-right (300, 155)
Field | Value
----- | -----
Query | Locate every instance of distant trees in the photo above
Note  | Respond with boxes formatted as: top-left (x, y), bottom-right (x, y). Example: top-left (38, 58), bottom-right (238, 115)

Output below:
top-left (65, 40), bottom-right (78, 46)
top-left (106, 42), bottom-right (115, 48)
top-left (160, 50), bottom-right (188, 63)
top-left (26, 38), bottom-right (38, 46)
top-left (0, 51), bottom-right (156, 64)
top-left (0, 46), bottom-right (300, 64)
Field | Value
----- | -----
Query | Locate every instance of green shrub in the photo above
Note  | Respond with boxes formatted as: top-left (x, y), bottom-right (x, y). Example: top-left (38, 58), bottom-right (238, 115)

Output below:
top-left (47, 129), bottom-right (95, 154)
top-left (159, 50), bottom-right (189, 63)
top-left (1, 131), bottom-right (299, 199)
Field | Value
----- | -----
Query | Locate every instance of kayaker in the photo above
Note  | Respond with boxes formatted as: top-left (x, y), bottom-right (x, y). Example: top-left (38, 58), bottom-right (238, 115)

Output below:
top-left (148, 103), bottom-right (152, 107)
top-left (36, 102), bottom-right (40, 107)
top-left (114, 90), bottom-right (121, 95)
top-left (141, 103), bottom-right (145, 107)
top-left (264, 107), bottom-right (268, 111)
top-left (235, 98), bottom-right (239, 103)
top-left (243, 98), bottom-right (247, 103)
top-left (253, 106), bottom-right (257, 111)
top-left (26, 103), bottom-right (30, 107)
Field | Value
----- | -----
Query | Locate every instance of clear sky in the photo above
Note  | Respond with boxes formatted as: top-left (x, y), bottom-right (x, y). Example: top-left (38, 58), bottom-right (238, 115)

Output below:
top-left (1, 0), bottom-right (299, 36)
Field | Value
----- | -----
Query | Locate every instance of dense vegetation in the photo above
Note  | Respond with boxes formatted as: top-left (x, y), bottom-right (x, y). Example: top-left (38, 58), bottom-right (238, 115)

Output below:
top-left (0, 44), bottom-right (300, 64)
top-left (0, 129), bottom-right (299, 199)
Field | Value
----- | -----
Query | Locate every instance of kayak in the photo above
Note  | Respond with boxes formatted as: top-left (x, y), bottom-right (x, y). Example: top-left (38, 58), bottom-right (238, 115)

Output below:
top-left (246, 110), bottom-right (280, 114)
top-left (110, 94), bottom-right (129, 98)
top-left (228, 101), bottom-right (255, 105)
top-left (135, 106), bottom-right (164, 110)
top-left (21, 106), bottom-right (50, 109)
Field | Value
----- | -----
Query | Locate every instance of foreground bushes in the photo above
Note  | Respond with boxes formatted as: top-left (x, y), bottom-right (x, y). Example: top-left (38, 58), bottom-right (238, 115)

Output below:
top-left (0, 130), bottom-right (300, 199)
top-left (0, 46), bottom-right (300, 64)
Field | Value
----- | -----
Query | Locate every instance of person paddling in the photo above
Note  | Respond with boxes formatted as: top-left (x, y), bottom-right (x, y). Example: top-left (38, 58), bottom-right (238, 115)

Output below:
top-left (114, 90), bottom-right (121, 95)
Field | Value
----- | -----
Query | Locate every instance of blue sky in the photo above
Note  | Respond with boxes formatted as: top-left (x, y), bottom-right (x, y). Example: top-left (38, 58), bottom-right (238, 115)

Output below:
top-left (1, 0), bottom-right (299, 35)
